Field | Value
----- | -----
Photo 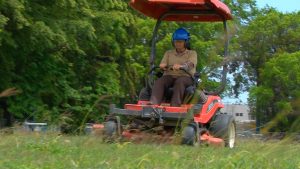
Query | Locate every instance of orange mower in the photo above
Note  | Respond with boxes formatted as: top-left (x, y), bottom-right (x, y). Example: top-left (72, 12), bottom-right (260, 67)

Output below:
top-left (102, 0), bottom-right (236, 148)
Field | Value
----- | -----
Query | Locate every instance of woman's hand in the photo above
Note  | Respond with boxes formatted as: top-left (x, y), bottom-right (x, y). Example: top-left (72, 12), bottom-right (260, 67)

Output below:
top-left (159, 63), bottom-right (167, 70)
top-left (172, 64), bottom-right (182, 70)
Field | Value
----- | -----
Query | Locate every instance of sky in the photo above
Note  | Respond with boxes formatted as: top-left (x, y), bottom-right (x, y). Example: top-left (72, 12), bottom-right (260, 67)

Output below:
top-left (256, 0), bottom-right (300, 13)
top-left (223, 1), bottom-right (299, 104)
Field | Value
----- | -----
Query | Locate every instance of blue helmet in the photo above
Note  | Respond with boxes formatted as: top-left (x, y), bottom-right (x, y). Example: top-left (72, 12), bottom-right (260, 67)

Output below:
top-left (172, 28), bottom-right (191, 49)
top-left (172, 28), bottom-right (190, 41)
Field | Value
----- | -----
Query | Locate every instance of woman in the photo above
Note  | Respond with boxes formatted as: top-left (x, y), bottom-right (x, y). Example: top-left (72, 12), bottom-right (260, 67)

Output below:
top-left (150, 28), bottom-right (197, 107)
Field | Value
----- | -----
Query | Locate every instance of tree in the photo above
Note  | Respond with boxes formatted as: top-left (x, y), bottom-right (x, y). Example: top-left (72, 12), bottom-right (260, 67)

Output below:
top-left (249, 52), bottom-right (300, 131)
top-left (232, 9), bottom-right (300, 92)
top-left (0, 0), bottom-right (136, 131)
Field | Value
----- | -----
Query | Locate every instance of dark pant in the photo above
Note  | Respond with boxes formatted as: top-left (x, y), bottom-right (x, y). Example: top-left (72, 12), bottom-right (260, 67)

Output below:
top-left (150, 75), bottom-right (193, 107)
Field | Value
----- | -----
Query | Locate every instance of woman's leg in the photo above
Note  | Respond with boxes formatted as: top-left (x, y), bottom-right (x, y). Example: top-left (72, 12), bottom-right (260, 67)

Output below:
top-left (150, 75), bottom-right (174, 105)
top-left (171, 76), bottom-right (193, 106)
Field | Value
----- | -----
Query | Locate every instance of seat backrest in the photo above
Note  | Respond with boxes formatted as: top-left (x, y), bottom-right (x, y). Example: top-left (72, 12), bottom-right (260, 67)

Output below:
top-left (164, 85), bottom-right (195, 103)
top-left (139, 72), bottom-right (201, 102)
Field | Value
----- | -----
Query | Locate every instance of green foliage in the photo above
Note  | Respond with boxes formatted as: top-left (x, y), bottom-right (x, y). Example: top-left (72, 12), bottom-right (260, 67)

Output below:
top-left (233, 9), bottom-right (300, 88)
top-left (249, 52), bottom-right (300, 131)
top-left (0, 0), bottom-right (134, 131)
top-left (223, 0), bottom-right (259, 23)
top-left (226, 8), bottom-right (300, 130)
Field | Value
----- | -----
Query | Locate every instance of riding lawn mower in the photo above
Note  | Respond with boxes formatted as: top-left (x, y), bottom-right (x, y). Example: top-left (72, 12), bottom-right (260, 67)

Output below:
top-left (102, 0), bottom-right (236, 148)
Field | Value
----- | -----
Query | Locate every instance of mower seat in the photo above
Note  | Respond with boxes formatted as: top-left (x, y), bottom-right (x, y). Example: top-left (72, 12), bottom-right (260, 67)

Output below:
top-left (138, 72), bottom-right (202, 103)
top-left (164, 85), bottom-right (195, 103)
top-left (164, 72), bottom-right (200, 103)
top-left (138, 85), bottom-right (195, 102)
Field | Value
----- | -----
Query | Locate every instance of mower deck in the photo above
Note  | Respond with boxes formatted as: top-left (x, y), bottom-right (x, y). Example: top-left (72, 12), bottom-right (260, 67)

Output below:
top-left (121, 128), bottom-right (224, 146)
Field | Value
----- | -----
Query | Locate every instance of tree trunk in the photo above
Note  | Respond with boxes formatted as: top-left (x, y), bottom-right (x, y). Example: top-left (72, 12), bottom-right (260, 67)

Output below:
top-left (0, 100), bottom-right (13, 127)
top-left (255, 69), bottom-right (261, 133)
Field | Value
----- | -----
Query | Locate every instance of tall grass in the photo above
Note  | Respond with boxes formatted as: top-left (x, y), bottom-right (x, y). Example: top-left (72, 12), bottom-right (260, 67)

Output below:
top-left (0, 132), bottom-right (299, 169)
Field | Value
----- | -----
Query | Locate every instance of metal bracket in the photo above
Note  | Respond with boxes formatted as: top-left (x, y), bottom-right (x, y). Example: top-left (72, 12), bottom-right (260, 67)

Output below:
top-left (153, 108), bottom-right (165, 124)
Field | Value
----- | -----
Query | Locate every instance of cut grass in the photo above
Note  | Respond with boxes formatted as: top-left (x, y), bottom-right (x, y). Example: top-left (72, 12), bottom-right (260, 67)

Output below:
top-left (0, 132), bottom-right (300, 169)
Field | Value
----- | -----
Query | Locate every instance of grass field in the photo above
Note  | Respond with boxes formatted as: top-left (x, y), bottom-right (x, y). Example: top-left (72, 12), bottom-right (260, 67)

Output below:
top-left (0, 132), bottom-right (300, 169)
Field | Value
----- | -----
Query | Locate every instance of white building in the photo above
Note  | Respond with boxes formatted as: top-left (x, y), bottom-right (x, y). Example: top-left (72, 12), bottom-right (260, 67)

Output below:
top-left (220, 104), bottom-right (255, 122)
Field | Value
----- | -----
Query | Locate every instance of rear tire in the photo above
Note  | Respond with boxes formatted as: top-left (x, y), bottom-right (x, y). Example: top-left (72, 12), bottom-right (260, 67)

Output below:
top-left (209, 114), bottom-right (236, 148)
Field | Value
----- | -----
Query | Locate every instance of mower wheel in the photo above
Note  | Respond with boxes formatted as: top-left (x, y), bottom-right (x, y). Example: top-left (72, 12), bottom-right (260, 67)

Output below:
top-left (181, 125), bottom-right (197, 146)
top-left (209, 114), bottom-right (236, 148)
top-left (104, 120), bottom-right (117, 137)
